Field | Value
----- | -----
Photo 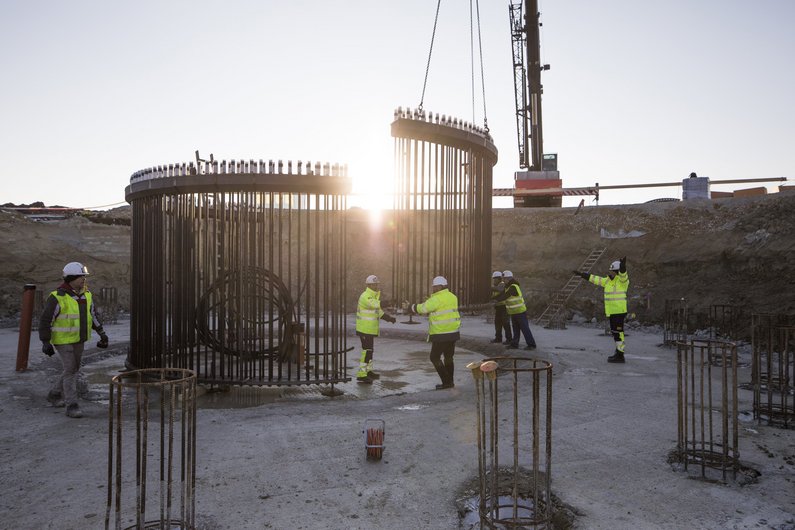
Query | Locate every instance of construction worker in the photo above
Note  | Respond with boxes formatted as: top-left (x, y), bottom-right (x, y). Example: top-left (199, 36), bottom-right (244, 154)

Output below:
top-left (410, 276), bottom-right (460, 390)
top-left (490, 271), bottom-right (512, 344)
top-left (39, 261), bottom-right (109, 418)
top-left (355, 275), bottom-right (396, 384)
top-left (494, 271), bottom-right (536, 350)
top-left (574, 257), bottom-right (629, 363)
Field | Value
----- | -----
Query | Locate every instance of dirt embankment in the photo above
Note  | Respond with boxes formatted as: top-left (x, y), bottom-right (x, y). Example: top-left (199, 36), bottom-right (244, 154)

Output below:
top-left (2, 194), bottom-right (793, 328)
top-left (494, 193), bottom-right (795, 324)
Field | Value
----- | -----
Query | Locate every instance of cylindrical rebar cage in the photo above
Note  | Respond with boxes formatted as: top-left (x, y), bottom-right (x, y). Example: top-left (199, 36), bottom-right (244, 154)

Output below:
top-left (709, 304), bottom-right (745, 341)
top-left (391, 107), bottom-right (497, 308)
top-left (106, 368), bottom-right (197, 530)
top-left (125, 159), bottom-right (351, 386)
top-left (751, 313), bottom-right (795, 428)
top-left (676, 339), bottom-right (739, 481)
top-left (468, 357), bottom-right (553, 529)
top-left (664, 298), bottom-right (689, 346)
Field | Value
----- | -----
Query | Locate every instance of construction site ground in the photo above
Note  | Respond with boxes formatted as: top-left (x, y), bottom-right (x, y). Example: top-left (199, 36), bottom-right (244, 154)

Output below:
top-left (2, 315), bottom-right (793, 530)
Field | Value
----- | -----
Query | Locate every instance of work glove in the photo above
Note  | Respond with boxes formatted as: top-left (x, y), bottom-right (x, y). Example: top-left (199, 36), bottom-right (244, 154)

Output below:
top-left (619, 256), bottom-right (627, 273)
top-left (573, 270), bottom-right (589, 280)
top-left (382, 314), bottom-right (397, 324)
top-left (97, 333), bottom-right (109, 349)
top-left (42, 342), bottom-right (55, 356)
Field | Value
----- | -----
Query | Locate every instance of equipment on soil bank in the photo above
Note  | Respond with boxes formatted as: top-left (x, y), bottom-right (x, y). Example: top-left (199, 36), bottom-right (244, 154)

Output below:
top-left (364, 418), bottom-right (385, 461)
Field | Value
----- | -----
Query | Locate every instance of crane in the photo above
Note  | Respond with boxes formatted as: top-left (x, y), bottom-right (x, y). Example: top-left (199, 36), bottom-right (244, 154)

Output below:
top-left (510, 0), bottom-right (545, 170)
top-left (509, 0), bottom-right (556, 207)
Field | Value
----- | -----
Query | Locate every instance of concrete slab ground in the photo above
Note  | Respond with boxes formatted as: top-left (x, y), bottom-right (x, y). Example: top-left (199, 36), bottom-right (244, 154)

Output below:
top-left (1, 315), bottom-right (793, 529)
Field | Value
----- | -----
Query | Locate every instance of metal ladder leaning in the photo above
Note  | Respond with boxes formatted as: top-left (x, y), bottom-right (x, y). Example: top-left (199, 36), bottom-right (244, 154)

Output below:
top-left (536, 248), bottom-right (607, 328)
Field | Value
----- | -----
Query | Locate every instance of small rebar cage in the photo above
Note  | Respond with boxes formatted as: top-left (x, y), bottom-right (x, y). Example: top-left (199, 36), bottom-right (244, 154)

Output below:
top-left (468, 357), bottom-right (553, 529)
top-left (676, 339), bottom-right (739, 482)
top-left (106, 368), bottom-right (197, 530)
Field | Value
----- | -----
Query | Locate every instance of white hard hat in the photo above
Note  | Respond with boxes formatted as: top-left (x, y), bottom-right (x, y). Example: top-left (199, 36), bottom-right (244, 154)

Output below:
top-left (492, 271), bottom-right (502, 279)
top-left (365, 275), bottom-right (379, 284)
top-left (502, 270), bottom-right (513, 278)
top-left (432, 275), bottom-right (448, 287)
top-left (609, 260), bottom-right (621, 271)
top-left (63, 261), bottom-right (89, 277)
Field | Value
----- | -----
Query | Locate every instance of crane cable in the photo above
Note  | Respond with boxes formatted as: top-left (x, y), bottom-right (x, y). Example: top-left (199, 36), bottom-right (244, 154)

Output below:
top-left (418, 0), bottom-right (489, 132)
top-left (418, 0), bottom-right (443, 114)
top-left (473, 0), bottom-right (489, 132)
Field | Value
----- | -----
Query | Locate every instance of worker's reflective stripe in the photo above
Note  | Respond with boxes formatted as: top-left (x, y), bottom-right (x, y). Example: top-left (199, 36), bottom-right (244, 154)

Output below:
top-left (431, 308), bottom-right (461, 324)
top-left (52, 326), bottom-right (80, 332)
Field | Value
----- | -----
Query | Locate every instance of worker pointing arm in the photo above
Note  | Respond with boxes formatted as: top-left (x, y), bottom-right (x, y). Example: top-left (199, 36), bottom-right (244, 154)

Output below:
top-left (574, 257), bottom-right (629, 363)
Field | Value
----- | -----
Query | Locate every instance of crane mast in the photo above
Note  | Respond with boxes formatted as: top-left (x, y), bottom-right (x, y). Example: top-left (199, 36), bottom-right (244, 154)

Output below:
top-left (509, 0), bottom-right (544, 170)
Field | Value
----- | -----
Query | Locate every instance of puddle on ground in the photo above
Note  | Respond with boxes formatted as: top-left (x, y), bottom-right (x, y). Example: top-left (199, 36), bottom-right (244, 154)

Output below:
top-left (198, 385), bottom-right (330, 409)
top-left (395, 403), bottom-right (429, 411)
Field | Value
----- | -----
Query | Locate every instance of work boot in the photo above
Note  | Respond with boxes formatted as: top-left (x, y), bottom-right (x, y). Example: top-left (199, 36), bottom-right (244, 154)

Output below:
top-left (524, 344), bottom-right (536, 351)
top-left (435, 382), bottom-right (455, 390)
top-left (47, 391), bottom-right (65, 408)
top-left (490, 338), bottom-right (502, 344)
top-left (356, 375), bottom-right (373, 384)
top-left (607, 351), bottom-right (625, 364)
top-left (502, 339), bottom-right (512, 345)
top-left (65, 403), bottom-right (83, 418)
top-left (366, 371), bottom-right (381, 380)
top-left (505, 342), bottom-right (519, 349)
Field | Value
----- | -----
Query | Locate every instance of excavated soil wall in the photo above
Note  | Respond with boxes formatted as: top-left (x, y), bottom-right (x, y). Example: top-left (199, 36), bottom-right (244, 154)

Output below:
top-left (2, 192), bottom-right (793, 330)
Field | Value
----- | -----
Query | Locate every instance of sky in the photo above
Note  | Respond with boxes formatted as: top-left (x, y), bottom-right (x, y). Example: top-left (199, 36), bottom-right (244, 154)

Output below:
top-left (1, 0), bottom-right (793, 210)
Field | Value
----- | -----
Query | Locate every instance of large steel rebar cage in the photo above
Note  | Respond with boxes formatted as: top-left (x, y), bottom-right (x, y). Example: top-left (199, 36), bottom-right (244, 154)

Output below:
top-left (125, 159), bottom-right (351, 387)
top-left (391, 107), bottom-right (497, 307)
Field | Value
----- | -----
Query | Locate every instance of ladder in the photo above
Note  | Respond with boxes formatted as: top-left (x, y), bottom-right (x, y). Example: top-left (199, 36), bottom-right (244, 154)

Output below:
top-left (536, 248), bottom-right (607, 328)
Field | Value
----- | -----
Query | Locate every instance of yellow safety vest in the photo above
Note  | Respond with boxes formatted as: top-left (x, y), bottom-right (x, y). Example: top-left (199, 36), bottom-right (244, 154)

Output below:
top-left (50, 290), bottom-right (93, 345)
top-left (491, 282), bottom-right (506, 307)
top-left (417, 289), bottom-right (461, 336)
top-left (356, 287), bottom-right (384, 336)
top-left (504, 283), bottom-right (527, 315)
top-left (589, 272), bottom-right (629, 316)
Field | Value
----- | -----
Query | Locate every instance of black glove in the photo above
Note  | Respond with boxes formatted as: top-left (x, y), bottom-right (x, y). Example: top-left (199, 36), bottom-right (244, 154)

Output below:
top-left (573, 270), bottom-right (589, 280)
top-left (382, 314), bottom-right (397, 324)
top-left (42, 343), bottom-right (55, 356)
top-left (619, 256), bottom-right (627, 273)
top-left (97, 333), bottom-right (109, 349)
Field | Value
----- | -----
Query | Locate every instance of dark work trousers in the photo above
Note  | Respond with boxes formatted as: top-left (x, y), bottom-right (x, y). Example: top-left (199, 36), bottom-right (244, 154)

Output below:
top-left (357, 333), bottom-right (375, 377)
top-left (494, 305), bottom-right (512, 342)
top-left (509, 312), bottom-right (537, 348)
top-left (609, 313), bottom-right (627, 353)
top-left (429, 340), bottom-right (456, 385)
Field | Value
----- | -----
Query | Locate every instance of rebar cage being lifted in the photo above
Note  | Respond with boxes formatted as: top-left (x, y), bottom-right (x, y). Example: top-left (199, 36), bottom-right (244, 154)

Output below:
top-left (125, 159), bottom-right (351, 387)
top-left (391, 107), bottom-right (497, 307)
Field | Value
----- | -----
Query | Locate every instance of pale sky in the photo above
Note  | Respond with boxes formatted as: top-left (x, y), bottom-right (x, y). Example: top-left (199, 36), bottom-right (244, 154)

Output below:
top-left (1, 0), bottom-right (793, 210)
